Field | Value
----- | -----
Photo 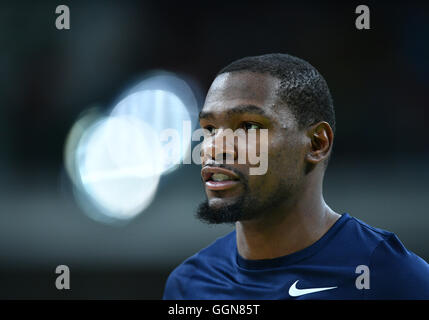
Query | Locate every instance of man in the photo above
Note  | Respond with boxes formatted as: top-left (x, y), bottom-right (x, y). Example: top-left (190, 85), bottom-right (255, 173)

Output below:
top-left (163, 53), bottom-right (429, 299)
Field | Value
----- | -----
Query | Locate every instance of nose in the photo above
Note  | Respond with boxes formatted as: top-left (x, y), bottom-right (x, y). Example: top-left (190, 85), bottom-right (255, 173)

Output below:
top-left (200, 128), bottom-right (237, 165)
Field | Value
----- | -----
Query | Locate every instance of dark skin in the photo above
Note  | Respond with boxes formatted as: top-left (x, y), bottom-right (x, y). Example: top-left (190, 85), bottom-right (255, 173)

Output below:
top-left (199, 71), bottom-right (340, 260)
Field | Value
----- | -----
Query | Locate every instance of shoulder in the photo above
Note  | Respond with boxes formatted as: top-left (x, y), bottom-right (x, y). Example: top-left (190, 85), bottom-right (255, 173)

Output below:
top-left (162, 230), bottom-right (235, 299)
top-left (331, 214), bottom-right (397, 257)
top-left (347, 215), bottom-right (395, 244)
top-left (366, 232), bottom-right (429, 299)
top-left (344, 215), bottom-right (429, 298)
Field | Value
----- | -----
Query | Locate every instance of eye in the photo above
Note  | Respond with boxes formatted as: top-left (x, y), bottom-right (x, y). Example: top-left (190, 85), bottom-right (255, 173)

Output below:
top-left (243, 122), bottom-right (261, 130)
top-left (204, 125), bottom-right (216, 135)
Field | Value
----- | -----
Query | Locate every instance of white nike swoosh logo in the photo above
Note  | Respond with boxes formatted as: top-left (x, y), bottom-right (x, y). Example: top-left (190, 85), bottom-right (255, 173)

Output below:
top-left (288, 280), bottom-right (337, 297)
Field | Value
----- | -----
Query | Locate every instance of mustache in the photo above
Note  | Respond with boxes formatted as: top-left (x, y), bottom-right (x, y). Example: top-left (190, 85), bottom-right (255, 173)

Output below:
top-left (201, 164), bottom-right (248, 183)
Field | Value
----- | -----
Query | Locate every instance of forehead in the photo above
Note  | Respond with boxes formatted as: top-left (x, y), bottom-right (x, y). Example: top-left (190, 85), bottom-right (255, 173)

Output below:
top-left (203, 72), bottom-right (280, 114)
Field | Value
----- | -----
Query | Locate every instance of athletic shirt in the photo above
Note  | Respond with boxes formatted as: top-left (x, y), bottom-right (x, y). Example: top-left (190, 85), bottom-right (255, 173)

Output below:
top-left (163, 213), bottom-right (429, 299)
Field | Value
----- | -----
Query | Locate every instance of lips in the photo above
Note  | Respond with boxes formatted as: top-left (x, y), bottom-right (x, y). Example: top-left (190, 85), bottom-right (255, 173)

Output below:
top-left (201, 166), bottom-right (240, 191)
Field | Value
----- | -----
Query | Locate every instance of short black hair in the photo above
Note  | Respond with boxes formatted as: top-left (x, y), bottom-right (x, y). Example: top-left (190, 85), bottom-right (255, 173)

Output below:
top-left (217, 53), bottom-right (336, 134)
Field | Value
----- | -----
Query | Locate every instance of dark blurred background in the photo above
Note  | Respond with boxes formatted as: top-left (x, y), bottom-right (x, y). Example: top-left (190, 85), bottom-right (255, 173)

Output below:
top-left (0, 0), bottom-right (428, 299)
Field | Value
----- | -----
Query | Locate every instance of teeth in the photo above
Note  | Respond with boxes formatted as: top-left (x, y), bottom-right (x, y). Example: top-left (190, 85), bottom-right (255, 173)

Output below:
top-left (211, 173), bottom-right (231, 182)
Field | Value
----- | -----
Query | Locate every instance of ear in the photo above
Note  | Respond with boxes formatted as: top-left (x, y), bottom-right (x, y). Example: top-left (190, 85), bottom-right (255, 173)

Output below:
top-left (305, 121), bottom-right (334, 165)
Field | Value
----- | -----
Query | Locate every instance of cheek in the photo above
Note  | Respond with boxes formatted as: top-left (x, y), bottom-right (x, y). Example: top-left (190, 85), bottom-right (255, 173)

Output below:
top-left (246, 166), bottom-right (283, 202)
top-left (247, 133), bottom-right (306, 196)
top-left (243, 130), bottom-right (271, 168)
top-left (268, 134), bottom-right (304, 178)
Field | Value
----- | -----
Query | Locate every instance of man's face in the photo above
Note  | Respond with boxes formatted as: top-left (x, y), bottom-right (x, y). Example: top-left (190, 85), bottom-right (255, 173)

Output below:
top-left (196, 71), bottom-right (307, 224)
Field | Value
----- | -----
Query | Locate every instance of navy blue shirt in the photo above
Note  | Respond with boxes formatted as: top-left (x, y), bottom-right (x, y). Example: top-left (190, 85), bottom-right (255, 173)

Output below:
top-left (163, 213), bottom-right (429, 299)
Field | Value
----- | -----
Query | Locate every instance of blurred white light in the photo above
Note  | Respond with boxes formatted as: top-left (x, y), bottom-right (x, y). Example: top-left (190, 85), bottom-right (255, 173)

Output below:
top-left (64, 107), bottom-right (101, 188)
top-left (75, 116), bottom-right (162, 221)
top-left (63, 71), bottom-right (201, 224)
top-left (111, 71), bottom-right (199, 175)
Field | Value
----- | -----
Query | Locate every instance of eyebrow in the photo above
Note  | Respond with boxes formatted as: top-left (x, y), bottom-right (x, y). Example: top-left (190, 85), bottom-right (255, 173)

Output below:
top-left (198, 104), bottom-right (271, 120)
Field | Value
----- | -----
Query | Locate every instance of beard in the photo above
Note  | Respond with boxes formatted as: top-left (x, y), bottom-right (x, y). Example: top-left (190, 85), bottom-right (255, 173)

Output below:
top-left (196, 195), bottom-right (248, 225)
top-left (195, 179), bottom-right (290, 225)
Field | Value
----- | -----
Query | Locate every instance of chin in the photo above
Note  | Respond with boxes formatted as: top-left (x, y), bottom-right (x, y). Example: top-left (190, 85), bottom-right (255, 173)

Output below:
top-left (208, 196), bottom-right (239, 208)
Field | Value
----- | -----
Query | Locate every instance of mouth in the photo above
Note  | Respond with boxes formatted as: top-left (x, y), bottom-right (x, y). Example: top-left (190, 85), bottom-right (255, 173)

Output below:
top-left (201, 166), bottom-right (240, 191)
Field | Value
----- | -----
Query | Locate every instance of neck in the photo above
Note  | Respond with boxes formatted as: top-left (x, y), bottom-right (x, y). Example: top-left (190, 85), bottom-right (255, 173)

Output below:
top-left (235, 176), bottom-right (340, 260)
